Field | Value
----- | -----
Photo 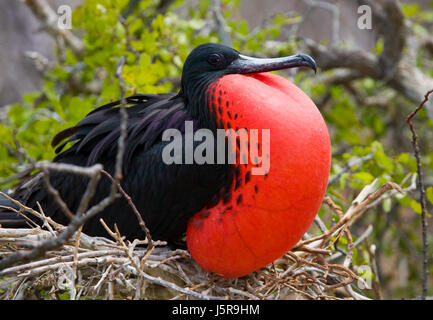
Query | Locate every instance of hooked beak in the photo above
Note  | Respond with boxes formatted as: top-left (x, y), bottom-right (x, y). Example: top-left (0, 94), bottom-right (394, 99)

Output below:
top-left (227, 53), bottom-right (317, 74)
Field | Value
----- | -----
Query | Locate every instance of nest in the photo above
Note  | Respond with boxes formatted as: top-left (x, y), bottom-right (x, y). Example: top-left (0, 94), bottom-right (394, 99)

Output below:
top-left (0, 178), bottom-right (404, 300)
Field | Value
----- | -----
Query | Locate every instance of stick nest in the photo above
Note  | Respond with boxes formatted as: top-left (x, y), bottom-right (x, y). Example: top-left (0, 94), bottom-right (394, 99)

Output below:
top-left (0, 179), bottom-right (404, 300)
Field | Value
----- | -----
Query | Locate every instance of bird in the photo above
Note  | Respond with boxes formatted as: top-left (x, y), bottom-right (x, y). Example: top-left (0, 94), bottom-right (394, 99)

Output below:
top-left (0, 43), bottom-right (331, 277)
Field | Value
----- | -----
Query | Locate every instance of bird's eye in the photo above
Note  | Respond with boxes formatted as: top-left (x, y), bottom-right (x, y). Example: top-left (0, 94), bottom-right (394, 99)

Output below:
top-left (207, 53), bottom-right (223, 66)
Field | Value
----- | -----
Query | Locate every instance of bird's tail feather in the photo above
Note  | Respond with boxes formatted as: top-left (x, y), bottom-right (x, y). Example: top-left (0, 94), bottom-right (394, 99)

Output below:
top-left (0, 193), bottom-right (27, 228)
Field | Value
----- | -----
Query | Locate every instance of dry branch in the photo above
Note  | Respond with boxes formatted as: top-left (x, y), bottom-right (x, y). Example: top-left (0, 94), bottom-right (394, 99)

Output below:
top-left (298, 0), bottom-right (433, 119)
top-left (405, 89), bottom-right (433, 300)
top-left (101, 170), bottom-right (154, 250)
top-left (23, 0), bottom-right (84, 56)
top-left (211, 0), bottom-right (232, 47)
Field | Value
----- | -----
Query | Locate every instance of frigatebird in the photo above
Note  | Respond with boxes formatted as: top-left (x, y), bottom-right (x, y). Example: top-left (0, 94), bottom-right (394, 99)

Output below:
top-left (0, 43), bottom-right (330, 277)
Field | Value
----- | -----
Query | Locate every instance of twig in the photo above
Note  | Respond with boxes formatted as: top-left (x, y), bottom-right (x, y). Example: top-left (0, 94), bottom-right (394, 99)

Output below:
top-left (405, 89), bottom-right (433, 300)
top-left (314, 214), bottom-right (328, 233)
top-left (328, 154), bottom-right (374, 186)
top-left (298, 0), bottom-right (433, 120)
top-left (0, 167), bottom-right (35, 185)
top-left (0, 191), bottom-right (63, 231)
top-left (40, 166), bottom-right (74, 220)
top-left (211, 0), bottom-right (232, 47)
top-left (345, 284), bottom-right (371, 300)
top-left (327, 225), bottom-right (373, 262)
top-left (301, 0), bottom-right (340, 47)
top-left (365, 239), bottom-right (383, 300)
top-left (0, 249), bottom-right (125, 277)
top-left (92, 264), bottom-right (113, 296)
top-left (72, 225), bottom-right (83, 299)
top-left (114, 55), bottom-right (128, 183)
top-left (36, 161), bottom-right (103, 178)
top-left (0, 171), bottom-right (117, 271)
top-left (23, 0), bottom-right (84, 56)
top-left (113, 224), bottom-right (221, 300)
top-left (101, 170), bottom-right (154, 250)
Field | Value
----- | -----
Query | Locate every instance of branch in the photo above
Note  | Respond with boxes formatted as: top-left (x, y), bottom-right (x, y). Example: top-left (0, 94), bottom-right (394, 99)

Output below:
top-left (101, 170), bottom-right (154, 250)
top-left (23, 0), bottom-right (84, 56)
top-left (155, 0), bottom-right (176, 15)
top-left (377, 0), bottom-right (406, 80)
top-left (421, 36), bottom-right (433, 56)
top-left (327, 225), bottom-right (373, 262)
top-left (113, 224), bottom-right (220, 300)
top-left (40, 166), bottom-right (74, 220)
top-left (300, 0), bottom-right (433, 120)
top-left (211, 0), bottom-right (232, 47)
top-left (405, 89), bottom-right (433, 300)
top-left (303, 38), bottom-right (381, 78)
top-left (0, 164), bottom-right (110, 271)
top-left (114, 55), bottom-right (128, 183)
top-left (301, 0), bottom-right (340, 47)
top-left (328, 154), bottom-right (374, 186)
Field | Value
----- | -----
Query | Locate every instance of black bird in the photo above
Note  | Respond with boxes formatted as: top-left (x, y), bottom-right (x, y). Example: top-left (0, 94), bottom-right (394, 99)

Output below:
top-left (0, 43), bottom-right (317, 246)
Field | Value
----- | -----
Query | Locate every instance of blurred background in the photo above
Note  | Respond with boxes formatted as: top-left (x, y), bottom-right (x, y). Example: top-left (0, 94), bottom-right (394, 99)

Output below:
top-left (0, 0), bottom-right (432, 299)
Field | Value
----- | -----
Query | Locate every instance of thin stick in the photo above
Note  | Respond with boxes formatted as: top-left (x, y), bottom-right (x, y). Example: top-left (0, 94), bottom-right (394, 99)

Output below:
top-left (40, 167), bottom-right (74, 220)
top-left (405, 89), bottom-right (433, 300)
top-left (0, 191), bottom-right (63, 230)
top-left (1, 251), bottom-right (124, 277)
top-left (113, 224), bottom-right (220, 300)
top-left (101, 170), bottom-right (153, 250)
top-left (365, 238), bottom-right (383, 300)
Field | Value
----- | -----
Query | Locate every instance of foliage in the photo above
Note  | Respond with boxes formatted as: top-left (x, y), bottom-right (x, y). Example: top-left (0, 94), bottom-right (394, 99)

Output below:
top-left (0, 0), bottom-right (432, 299)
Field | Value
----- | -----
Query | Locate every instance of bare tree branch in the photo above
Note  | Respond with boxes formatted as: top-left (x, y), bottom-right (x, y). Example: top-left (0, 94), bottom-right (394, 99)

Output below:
top-left (23, 0), bottom-right (84, 56)
top-left (299, 0), bottom-right (433, 119)
top-left (405, 89), bottom-right (433, 300)
top-left (301, 0), bottom-right (340, 47)
top-left (101, 169), bottom-right (154, 250)
top-left (211, 0), bottom-right (232, 47)
top-left (0, 164), bottom-right (108, 271)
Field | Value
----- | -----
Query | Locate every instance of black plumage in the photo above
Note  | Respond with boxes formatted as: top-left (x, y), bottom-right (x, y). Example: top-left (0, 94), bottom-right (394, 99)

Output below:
top-left (0, 43), bottom-right (316, 243)
top-left (1, 93), bottom-right (234, 242)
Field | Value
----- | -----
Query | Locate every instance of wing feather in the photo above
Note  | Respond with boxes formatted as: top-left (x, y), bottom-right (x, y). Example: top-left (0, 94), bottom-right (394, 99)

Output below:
top-left (52, 93), bottom-right (187, 167)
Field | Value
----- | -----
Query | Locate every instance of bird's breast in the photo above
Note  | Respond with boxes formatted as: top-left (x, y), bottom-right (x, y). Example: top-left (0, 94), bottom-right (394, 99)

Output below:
top-left (187, 72), bottom-right (331, 278)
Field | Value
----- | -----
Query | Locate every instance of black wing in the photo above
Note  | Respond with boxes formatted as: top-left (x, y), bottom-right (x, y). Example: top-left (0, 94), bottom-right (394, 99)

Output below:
top-left (0, 94), bottom-right (235, 241)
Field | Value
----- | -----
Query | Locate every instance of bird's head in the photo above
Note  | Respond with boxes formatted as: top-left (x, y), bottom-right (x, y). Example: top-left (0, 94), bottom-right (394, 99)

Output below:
top-left (179, 43), bottom-right (316, 101)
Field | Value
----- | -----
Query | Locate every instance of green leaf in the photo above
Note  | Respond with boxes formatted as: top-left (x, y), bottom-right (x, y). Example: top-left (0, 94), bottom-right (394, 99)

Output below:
top-left (397, 153), bottom-right (410, 164)
top-left (383, 198), bottom-right (392, 213)
top-left (401, 4), bottom-right (419, 18)
top-left (374, 38), bottom-right (384, 55)
top-left (426, 187), bottom-right (433, 205)
top-left (339, 172), bottom-right (349, 189)
top-left (410, 200), bottom-right (422, 214)
top-left (352, 172), bottom-right (375, 182)
top-left (372, 141), bottom-right (394, 173)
